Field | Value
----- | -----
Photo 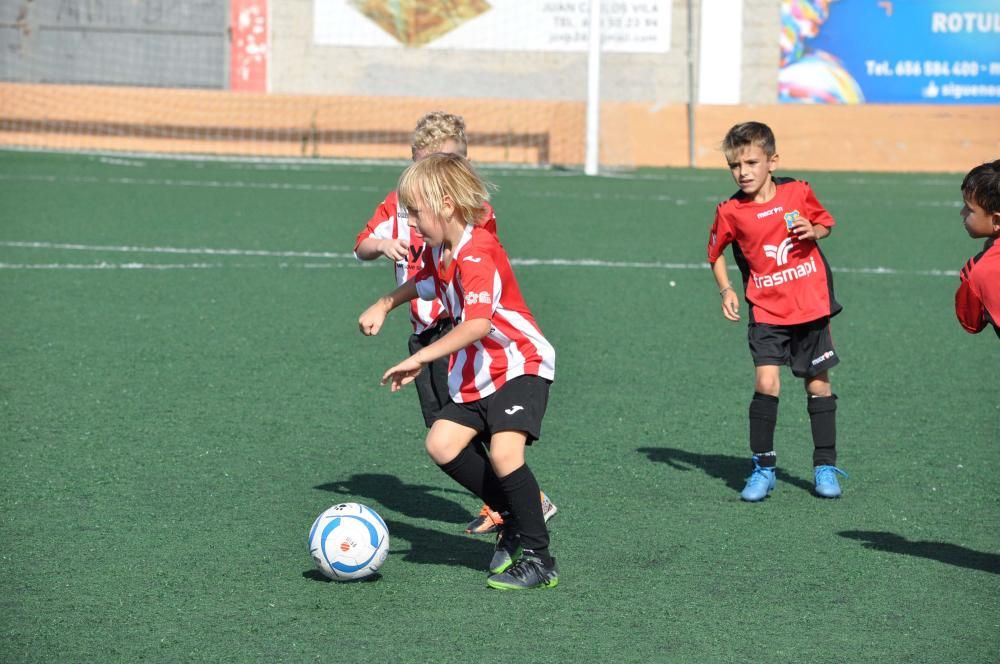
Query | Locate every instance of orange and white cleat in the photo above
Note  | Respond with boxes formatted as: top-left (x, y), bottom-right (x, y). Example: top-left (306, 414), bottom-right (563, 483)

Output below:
top-left (465, 504), bottom-right (505, 535)
top-left (465, 492), bottom-right (558, 535)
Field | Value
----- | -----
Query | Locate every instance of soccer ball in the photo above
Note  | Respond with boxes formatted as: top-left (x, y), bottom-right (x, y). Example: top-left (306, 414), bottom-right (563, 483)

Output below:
top-left (308, 502), bottom-right (389, 581)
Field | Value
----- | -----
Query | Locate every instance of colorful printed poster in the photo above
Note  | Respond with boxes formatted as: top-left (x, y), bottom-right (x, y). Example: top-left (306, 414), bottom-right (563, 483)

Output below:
top-left (314, 0), bottom-right (671, 53)
top-left (780, 0), bottom-right (1000, 104)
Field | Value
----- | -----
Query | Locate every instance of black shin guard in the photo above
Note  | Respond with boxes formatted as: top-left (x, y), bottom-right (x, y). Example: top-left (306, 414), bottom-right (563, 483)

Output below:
top-left (498, 464), bottom-right (550, 562)
top-left (749, 392), bottom-right (779, 467)
top-left (438, 445), bottom-right (510, 514)
top-left (808, 394), bottom-right (838, 466)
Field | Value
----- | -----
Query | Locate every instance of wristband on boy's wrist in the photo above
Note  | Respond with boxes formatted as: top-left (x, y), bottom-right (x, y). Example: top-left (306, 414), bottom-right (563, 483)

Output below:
top-left (720, 285), bottom-right (733, 296)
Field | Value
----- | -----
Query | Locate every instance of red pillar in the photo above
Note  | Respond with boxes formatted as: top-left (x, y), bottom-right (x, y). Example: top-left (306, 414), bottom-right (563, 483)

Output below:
top-left (230, 0), bottom-right (268, 92)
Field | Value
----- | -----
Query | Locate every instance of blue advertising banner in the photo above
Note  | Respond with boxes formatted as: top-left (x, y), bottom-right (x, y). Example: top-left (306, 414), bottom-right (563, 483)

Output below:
top-left (779, 0), bottom-right (1000, 104)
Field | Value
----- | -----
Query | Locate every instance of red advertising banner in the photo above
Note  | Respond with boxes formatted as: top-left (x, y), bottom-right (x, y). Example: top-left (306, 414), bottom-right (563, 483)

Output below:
top-left (230, 0), bottom-right (268, 92)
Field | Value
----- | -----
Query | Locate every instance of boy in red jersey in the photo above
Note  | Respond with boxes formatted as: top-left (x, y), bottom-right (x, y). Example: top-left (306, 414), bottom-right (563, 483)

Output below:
top-left (955, 159), bottom-right (1000, 339)
top-left (707, 121), bottom-right (847, 501)
top-left (353, 112), bottom-right (556, 535)
top-left (358, 153), bottom-right (558, 589)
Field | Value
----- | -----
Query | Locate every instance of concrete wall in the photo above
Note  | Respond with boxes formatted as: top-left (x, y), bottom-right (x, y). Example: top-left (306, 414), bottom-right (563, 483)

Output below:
top-left (271, 0), bottom-right (726, 103)
top-left (0, 0), bottom-right (227, 88)
top-left (1, 0), bottom-right (777, 103)
top-left (1, 1), bottom-right (997, 172)
top-left (269, 0), bottom-right (780, 104)
top-left (740, 0), bottom-right (783, 103)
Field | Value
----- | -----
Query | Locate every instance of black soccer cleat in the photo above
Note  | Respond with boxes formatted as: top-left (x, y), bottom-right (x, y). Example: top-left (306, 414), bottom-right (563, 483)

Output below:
top-left (486, 554), bottom-right (559, 590)
top-left (489, 526), bottom-right (522, 574)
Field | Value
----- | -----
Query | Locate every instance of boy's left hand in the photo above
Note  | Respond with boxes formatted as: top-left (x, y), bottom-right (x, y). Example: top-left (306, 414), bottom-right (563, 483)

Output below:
top-left (381, 357), bottom-right (424, 392)
top-left (790, 215), bottom-right (820, 240)
top-left (359, 302), bottom-right (388, 336)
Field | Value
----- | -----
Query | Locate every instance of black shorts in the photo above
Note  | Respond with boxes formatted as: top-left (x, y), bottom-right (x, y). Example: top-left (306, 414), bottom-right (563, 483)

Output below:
top-left (408, 320), bottom-right (453, 428)
top-left (436, 375), bottom-right (551, 444)
top-left (748, 317), bottom-right (839, 378)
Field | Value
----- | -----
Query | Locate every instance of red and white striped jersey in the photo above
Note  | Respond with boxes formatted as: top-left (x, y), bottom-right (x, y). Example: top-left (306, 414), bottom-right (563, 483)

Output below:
top-left (413, 224), bottom-right (556, 403)
top-left (354, 190), bottom-right (498, 333)
top-left (708, 177), bottom-right (842, 326)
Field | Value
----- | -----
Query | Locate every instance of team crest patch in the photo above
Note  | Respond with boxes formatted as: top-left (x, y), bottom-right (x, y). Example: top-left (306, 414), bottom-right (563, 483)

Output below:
top-left (783, 210), bottom-right (801, 232)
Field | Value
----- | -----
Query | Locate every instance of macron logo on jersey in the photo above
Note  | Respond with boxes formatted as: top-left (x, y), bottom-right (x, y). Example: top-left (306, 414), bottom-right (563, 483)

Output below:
top-left (763, 237), bottom-right (794, 266)
top-left (756, 205), bottom-right (784, 219)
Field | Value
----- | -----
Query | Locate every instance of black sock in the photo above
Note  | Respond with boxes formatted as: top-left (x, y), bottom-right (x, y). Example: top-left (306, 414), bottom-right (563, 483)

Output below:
top-left (498, 464), bottom-right (551, 564)
top-left (749, 392), bottom-right (779, 467)
top-left (808, 394), bottom-right (837, 466)
top-left (438, 445), bottom-right (509, 514)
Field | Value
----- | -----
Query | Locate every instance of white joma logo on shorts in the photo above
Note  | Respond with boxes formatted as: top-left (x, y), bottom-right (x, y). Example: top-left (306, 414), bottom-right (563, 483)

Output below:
top-left (505, 405), bottom-right (524, 415)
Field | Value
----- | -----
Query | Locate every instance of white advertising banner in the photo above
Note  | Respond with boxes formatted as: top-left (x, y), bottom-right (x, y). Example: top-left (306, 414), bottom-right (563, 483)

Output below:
top-left (314, 1), bottom-right (671, 53)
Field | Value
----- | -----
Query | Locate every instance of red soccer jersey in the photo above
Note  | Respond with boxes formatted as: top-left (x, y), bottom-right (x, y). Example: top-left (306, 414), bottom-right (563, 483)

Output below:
top-left (413, 224), bottom-right (556, 403)
top-left (354, 191), bottom-right (497, 333)
top-left (707, 177), bottom-right (842, 326)
top-left (955, 238), bottom-right (1000, 338)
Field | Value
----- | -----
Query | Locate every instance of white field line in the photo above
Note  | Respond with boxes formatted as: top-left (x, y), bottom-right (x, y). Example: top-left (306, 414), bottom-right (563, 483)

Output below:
top-left (0, 172), bottom-right (959, 207)
top-left (0, 172), bottom-right (384, 194)
top-left (0, 262), bottom-right (224, 270)
top-left (0, 240), bottom-right (354, 259)
top-left (0, 240), bottom-right (959, 276)
top-left (0, 262), bottom-right (368, 270)
top-left (0, 172), bottom-right (690, 203)
top-left (2, 147), bottom-right (965, 184)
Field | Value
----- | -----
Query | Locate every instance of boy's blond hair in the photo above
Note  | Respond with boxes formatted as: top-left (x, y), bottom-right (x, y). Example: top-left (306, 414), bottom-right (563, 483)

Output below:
top-left (411, 111), bottom-right (468, 159)
top-left (722, 121), bottom-right (777, 164)
top-left (397, 152), bottom-right (490, 226)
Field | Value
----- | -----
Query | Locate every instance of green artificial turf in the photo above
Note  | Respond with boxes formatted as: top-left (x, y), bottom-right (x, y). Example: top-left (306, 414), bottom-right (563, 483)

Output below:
top-left (1, 150), bottom-right (997, 663)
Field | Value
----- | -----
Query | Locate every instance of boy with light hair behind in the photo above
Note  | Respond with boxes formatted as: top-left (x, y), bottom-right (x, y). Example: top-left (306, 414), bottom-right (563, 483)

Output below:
top-left (353, 112), bottom-right (556, 533)
top-left (359, 153), bottom-right (560, 589)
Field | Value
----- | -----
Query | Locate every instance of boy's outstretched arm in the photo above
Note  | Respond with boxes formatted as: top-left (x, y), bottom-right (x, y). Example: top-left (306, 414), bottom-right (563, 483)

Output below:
top-left (712, 256), bottom-right (741, 321)
top-left (355, 236), bottom-right (410, 261)
top-left (358, 279), bottom-right (419, 336)
top-left (381, 318), bottom-right (491, 392)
